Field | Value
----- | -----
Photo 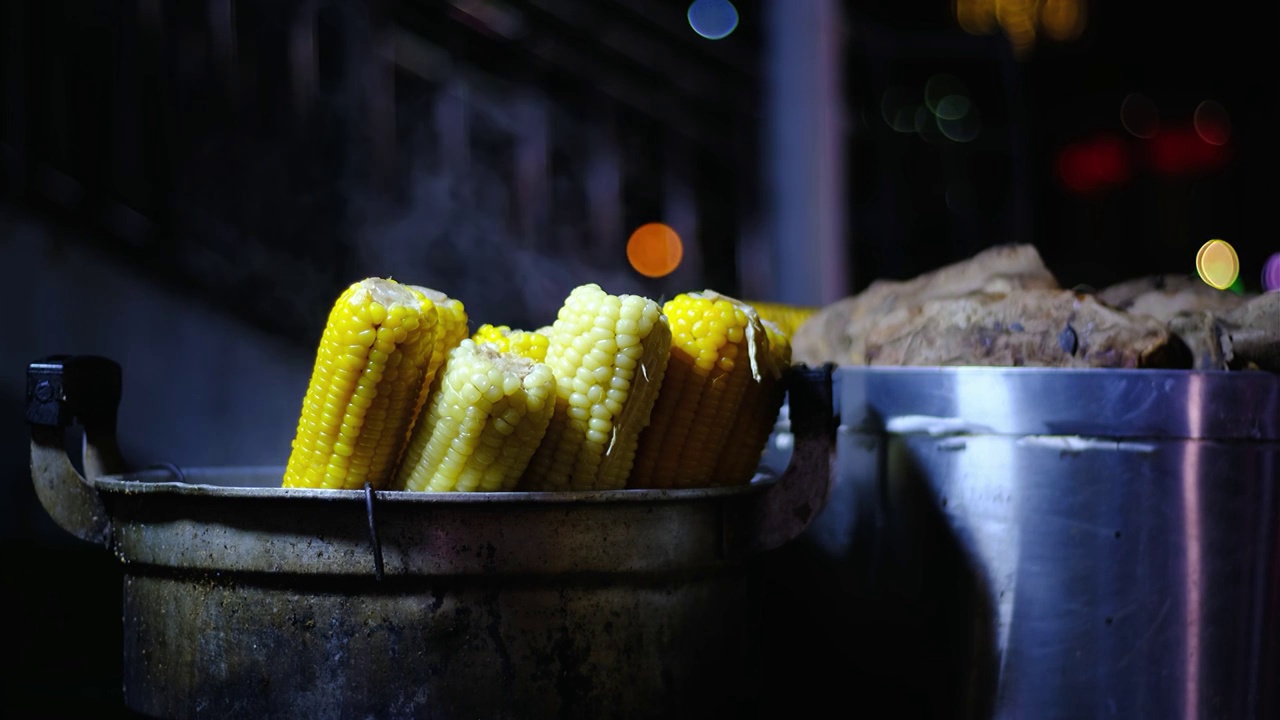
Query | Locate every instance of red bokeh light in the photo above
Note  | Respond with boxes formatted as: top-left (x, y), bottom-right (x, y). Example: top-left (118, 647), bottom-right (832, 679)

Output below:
top-left (1056, 134), bottom-right (1131, 194)
top-left (1057, 118), bottom-right (1232, 196)
top-left (1193, 101), bottom-right (1232, 146)
top-left (1148, 124), bottom-right (1230, 175)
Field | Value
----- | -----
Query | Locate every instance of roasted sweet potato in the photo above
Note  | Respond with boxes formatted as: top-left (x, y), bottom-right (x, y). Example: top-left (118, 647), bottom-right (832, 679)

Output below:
top-left (792, 244), bottom-right (1058, 366)
top-left (863, 290), bottom-right (1191, 369)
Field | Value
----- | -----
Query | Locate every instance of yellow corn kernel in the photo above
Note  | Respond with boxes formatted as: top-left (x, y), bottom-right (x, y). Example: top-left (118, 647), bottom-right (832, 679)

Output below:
top-left (408, 286), bottom-right (469, 390)
top-left (389, 287), bottom-right (467, 472)
top-left (472, 323), bottom-right (506, 345)
top-left (520, 284), bottom-right (671, 491)
top-left (507, 330), bottom-right (550, 362)
top-left (712, 318), bottom-right (792, 486)
top-left (283, 278), bottom-right (439, 490)
top-left (743, 300), bottom-right (818, 337)
top-left (760, 318), bottom-right (793, 369)
top-left (471, 324), bottom-right (550, 363)
top-left (394, 339), bottom-right (555, 492)
top-left (629, 291), bottom-right (778, 489)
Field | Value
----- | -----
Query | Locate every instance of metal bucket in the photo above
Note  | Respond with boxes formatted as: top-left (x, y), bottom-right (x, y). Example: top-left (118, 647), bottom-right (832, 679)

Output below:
top-left (26, 356), bottom-right (837, 720)
top-left (779, 366), bottom-right (1280, 719)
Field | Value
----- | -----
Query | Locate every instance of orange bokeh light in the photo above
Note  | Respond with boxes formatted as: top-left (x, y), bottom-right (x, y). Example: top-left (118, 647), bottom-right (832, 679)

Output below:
top-left (627, 223), bottom-right (683, 278)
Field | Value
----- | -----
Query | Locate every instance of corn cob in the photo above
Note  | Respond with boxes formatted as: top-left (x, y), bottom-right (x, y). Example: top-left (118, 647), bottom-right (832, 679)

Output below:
top-left (283, 278), bottom-right (439, 490)
top-left (394, 339), bottom-right (556, 492)
top-left (410, 286), bottom-right (470, 392)
top-left (389, 286), bottom-right (468, 477)
top-left (471, 324), bottom-right (550, 362)
top-left (711, 318), bottom-right (792, 486)
top-left (520, 284), bottom-right (672, 491)
top-left (628, 291), bottom-right (777, 489)
top-left (472, 323), bottom-right (506, 345)
top-left (760, 319), bottom-right (793, 368)
top-left (744, 300), bottom-right (818, 337)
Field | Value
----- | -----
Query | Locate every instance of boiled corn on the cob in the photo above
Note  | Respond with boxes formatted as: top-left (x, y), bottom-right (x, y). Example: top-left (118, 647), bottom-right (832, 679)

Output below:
top-left (410, 286), bottom-right (469, 391)
top-left (745, 300), bottom-right (818, 337)
top-left (283, 278), bottom-right (439, 490)
top-left (629, 291), bottom-right (778, 489)
top-left (394, 339), bottom-right (555, 492)
top-left (472, 324), bottom-right (506, 345)
top-left (758, 319), bottom-right (792, 368)
top-left (400, 286), bottom-right (469, 460)
top-left (471, 324), bottom-right (550, 362)
top-left (521, 284), bottom-right (672, 491)
top-left (711, 318), bottom-right (791, 486)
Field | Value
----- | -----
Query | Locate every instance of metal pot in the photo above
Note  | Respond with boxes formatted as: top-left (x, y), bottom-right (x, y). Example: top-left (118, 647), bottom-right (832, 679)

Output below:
top-left (26, 355), bottom-right (837, 720)
top-left (791, 366), bottom-right (1280, 719)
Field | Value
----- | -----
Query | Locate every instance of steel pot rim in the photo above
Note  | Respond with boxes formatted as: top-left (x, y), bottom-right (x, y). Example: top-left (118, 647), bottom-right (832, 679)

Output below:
top-left (94, 465), bottom-right (775, 503)
top-left (28, 356), bottom-right (838, 553)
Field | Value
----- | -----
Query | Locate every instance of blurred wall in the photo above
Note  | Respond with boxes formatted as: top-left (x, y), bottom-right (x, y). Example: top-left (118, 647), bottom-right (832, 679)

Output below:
top-left (1, 204), bottom-right (316, 718)
top-left (1, 209), bottom-right (311, 480)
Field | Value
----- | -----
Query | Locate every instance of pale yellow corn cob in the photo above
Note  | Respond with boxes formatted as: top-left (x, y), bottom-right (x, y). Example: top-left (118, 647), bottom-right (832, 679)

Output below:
top-left (520, 284), bottom-right (671, 491)
top-left (394, 339), bottom-right (555, 492)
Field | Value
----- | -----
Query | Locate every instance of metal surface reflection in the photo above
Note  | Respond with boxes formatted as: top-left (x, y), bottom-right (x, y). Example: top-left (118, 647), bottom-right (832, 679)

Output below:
top-left (800, 366), bottom-right (1280, 719)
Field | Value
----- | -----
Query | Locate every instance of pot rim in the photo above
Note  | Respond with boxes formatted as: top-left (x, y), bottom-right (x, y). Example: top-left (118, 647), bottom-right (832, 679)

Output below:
top-left (838, 365), bottom-right (1280, 440)
top-left (94, 465), bottom-right (776, 503)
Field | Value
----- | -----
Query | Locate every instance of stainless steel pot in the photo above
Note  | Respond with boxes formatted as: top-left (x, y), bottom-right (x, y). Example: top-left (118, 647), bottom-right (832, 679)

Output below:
top-left (794, 366), bottom-right (1280, 719)
top-left (26, 356), bottom-right (837, 720)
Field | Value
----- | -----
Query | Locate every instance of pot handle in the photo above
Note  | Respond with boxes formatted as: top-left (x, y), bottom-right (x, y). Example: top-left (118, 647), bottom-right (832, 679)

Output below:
top-left (26, 355), bottom-right (125, 546)
top-left (751, 363), bottom-right (837, 552)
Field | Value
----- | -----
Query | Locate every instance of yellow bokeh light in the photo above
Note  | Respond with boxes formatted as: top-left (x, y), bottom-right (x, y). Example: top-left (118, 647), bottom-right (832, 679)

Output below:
top-left (955, 0), bottom-right (998, 34)
top-left (1041, 0), bottom-right (1086, 41)
top-left (954, 0), bottom-right (1085, 57)
top-left (627, 223), bottom-right (684, 278)
top-left (1196, 239), bottom-right (1239, 290)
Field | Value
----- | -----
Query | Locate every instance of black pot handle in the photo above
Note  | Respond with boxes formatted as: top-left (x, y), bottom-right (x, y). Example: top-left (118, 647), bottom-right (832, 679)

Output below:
top-left (751, 363), bottom-right (838, 552)
top-left (26, 355), bottom-right (125, 545)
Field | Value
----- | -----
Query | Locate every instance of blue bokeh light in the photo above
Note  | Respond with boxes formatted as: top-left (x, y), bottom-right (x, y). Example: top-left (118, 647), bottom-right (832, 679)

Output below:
top-left (687, 0), bottom-right (739, 40)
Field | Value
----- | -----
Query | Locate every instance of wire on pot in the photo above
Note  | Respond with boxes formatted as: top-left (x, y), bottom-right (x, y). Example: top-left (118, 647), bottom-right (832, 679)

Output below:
top-left (365, 482), bottom-right (385, 581)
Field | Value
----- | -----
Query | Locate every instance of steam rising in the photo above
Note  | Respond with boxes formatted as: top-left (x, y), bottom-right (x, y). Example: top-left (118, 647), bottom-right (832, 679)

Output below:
top-left (353, 153), bottom-right (647, 331)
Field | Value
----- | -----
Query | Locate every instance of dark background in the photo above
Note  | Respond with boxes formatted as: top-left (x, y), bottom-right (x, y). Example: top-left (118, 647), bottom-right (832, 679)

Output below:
top-left (3, 1), bottom-right (1276, 717)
